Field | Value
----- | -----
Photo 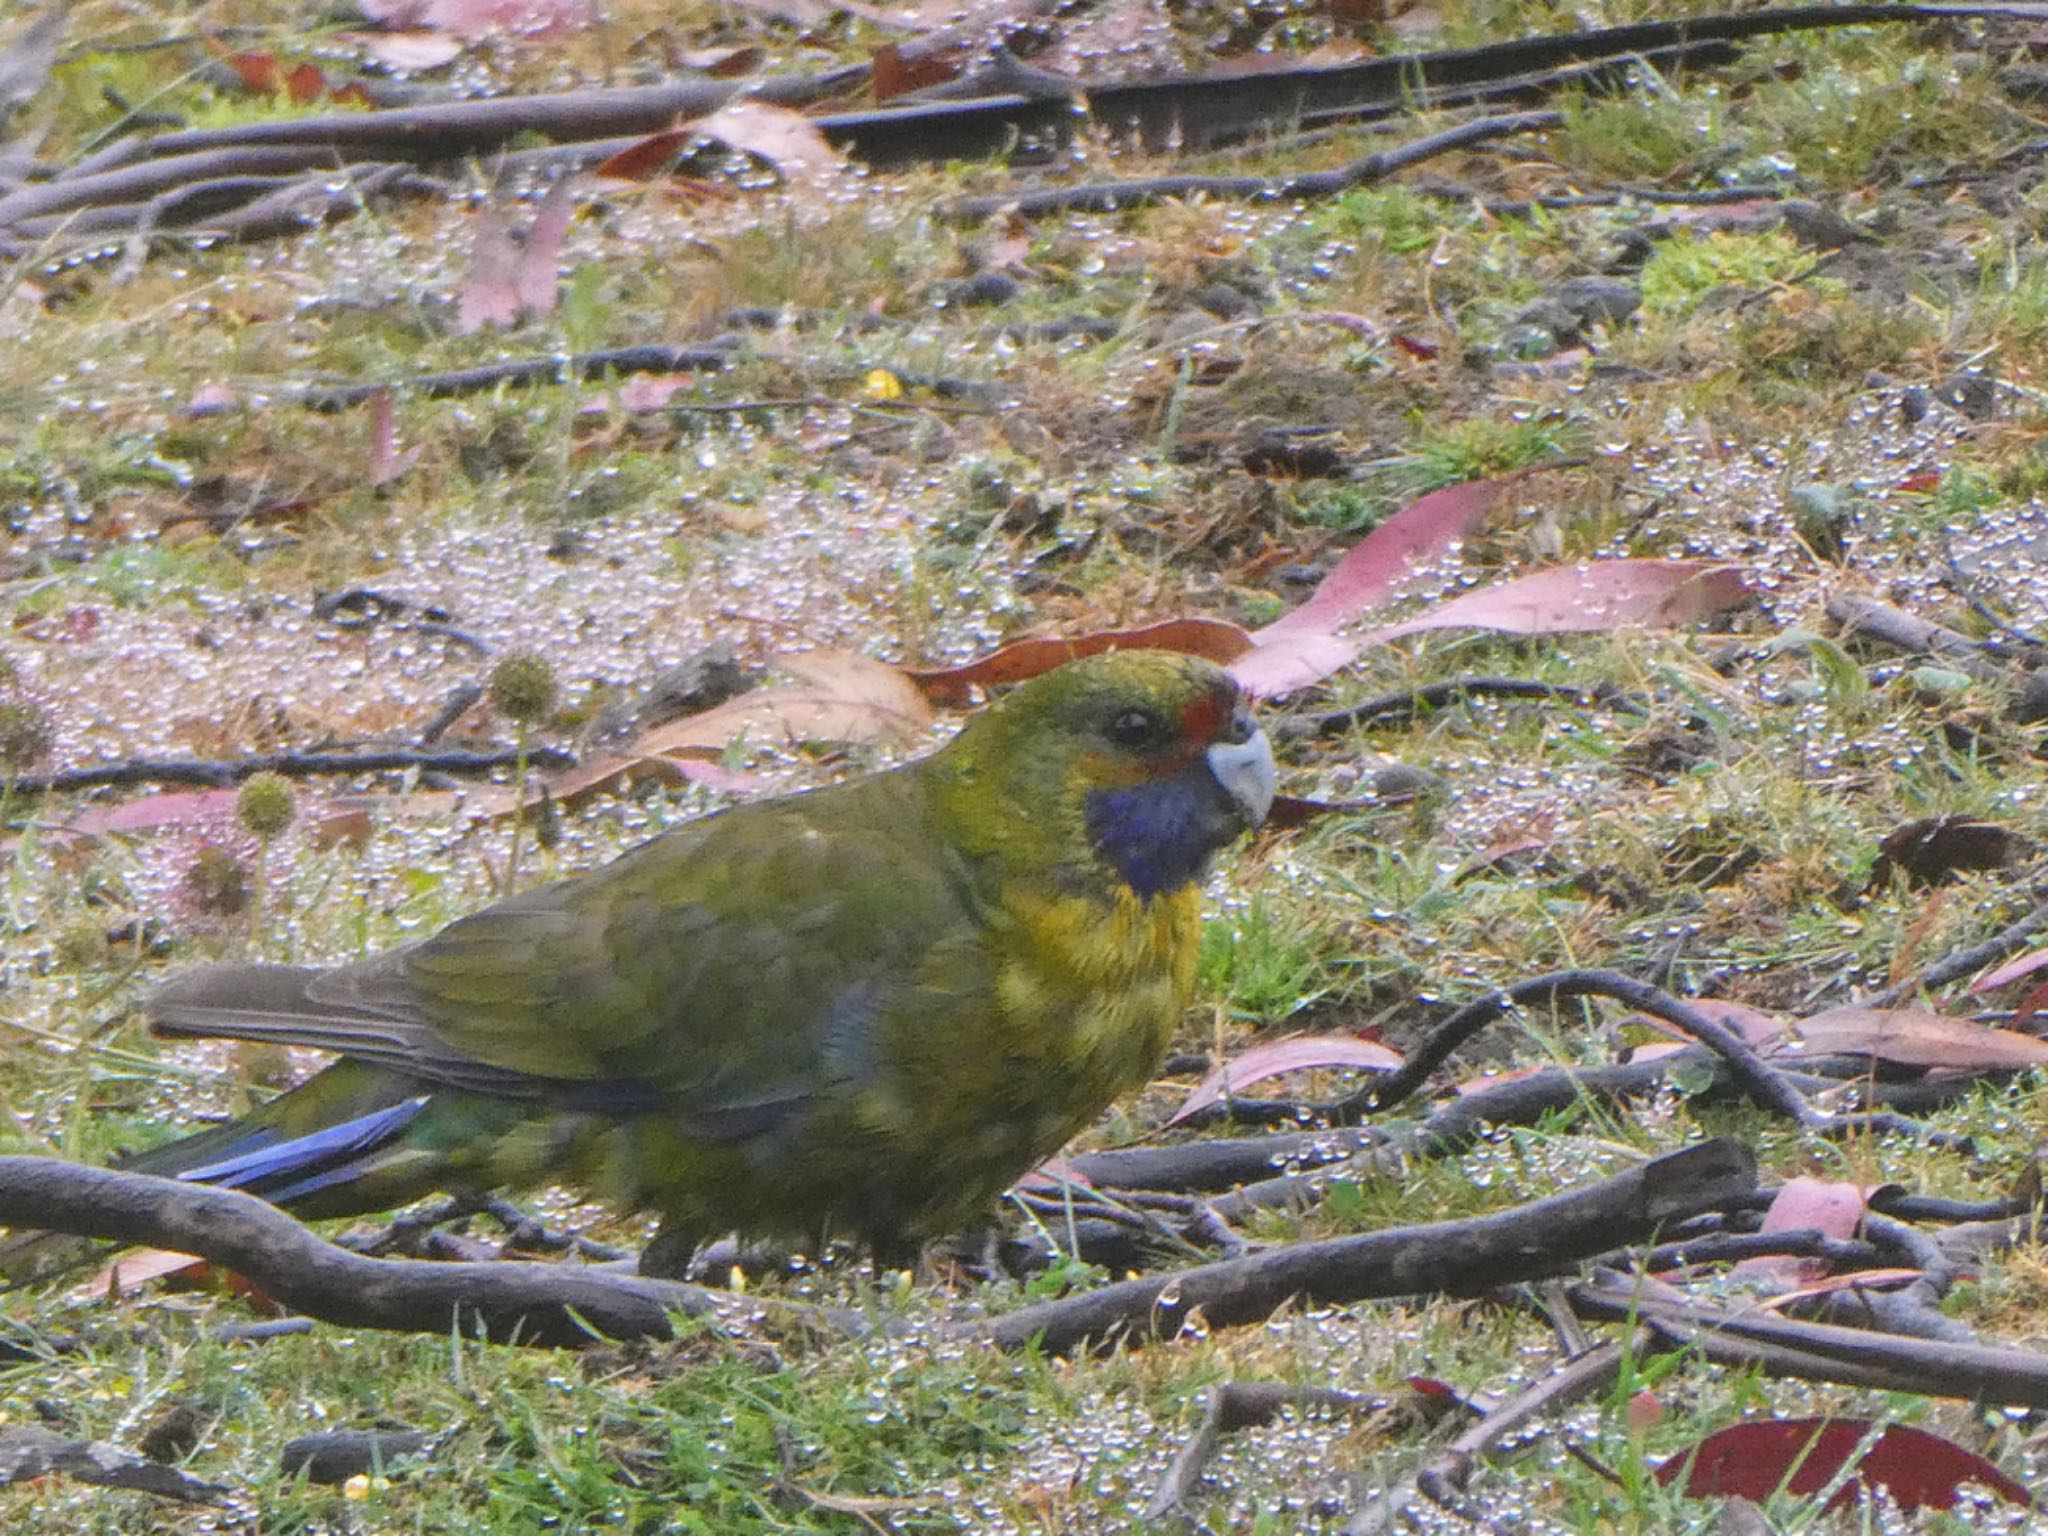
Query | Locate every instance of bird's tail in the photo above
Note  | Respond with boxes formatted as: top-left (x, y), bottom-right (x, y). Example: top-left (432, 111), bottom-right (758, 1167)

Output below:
top-left (0, 1060), bottom-right (456, 1287)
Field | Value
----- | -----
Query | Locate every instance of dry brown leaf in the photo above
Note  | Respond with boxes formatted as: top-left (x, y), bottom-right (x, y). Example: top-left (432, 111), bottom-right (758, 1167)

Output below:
top-left (519, 650), bottom-right (930, 813)
top-left (1769, 1005), bottom-right (2048, 1072)
top-left (692, 100), bottom-right (845, 190)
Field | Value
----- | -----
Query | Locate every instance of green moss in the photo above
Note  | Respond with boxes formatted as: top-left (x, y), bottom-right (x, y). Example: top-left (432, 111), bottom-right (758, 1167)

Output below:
top-left (1638, 229), bottom-right (1810, 314)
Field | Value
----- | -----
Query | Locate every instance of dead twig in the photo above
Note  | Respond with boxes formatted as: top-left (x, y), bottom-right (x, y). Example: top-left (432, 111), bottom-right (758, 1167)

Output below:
top-left (7, 744), bottom-right (576, 796)
top-left (1860, 883), bottom-right (2048, 1007)
top-left (0, 1157), bottom-right (709, 1345)
top-left (948, 109), bottom-right (1564, 222)
top-left (1568, 1278), bottom-right (2048, 1406)
top-left (1332, 969), bottom-right (1955, 1148)
top-left (1063, 1129), bottom-right (1382, 1192)
top-left (1148, 1382), bottom-right (1386, 1521)
top-left (1274, 676), bottom-right (1644, 744)
top-left (1347, 1336), bottom-right (1634, 1535)
top-left (299, 343), bottom-right (742, 411)
top-left (0, 1425), bottom-right (227, 1504)
top-left (1827, 591), bottom-right (2006, 679)
top-left (982, 1139), bottom-right (1757, 1355)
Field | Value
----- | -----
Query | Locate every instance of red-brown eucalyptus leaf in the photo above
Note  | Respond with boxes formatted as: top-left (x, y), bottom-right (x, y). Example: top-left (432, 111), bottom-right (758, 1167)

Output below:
top-left (1368, 560), bottom-right (1750, 645)
top-left (1229, 477), bottom-right (1507, 696)
top-left (1971, 948), bottom-right (2048, 994)
top-left (515, 174), bottom-right (578, 317)
top-left (1656, 1419), bottom-right (2030, 1513)
top-left (456, 203), bottom-right (522, 334)
top-left (1729, 1177), bottom-right (1866, 1287)
top-left (1168, 1033), bottom-right (1403, 1126)
top-left (905, 619), bottom-right (1254, 705)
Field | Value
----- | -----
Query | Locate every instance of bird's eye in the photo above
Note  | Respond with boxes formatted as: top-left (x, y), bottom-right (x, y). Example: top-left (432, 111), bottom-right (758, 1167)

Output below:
top-left (1108, 708), bottom-right (1159, 746)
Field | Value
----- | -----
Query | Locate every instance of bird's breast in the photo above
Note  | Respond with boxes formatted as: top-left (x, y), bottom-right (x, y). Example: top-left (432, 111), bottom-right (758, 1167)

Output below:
top-left (991, 880), bottom-right (1200, 1101)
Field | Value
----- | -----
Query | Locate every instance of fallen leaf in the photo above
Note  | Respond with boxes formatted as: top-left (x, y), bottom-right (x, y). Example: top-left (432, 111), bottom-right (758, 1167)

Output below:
top-left (1369, 560), bottom-right (1750, 645)
top-left (2013, 977), bottom-right (2048, 1033)
top-left (456, 202), bottom-right (523, 334)
top-left (515, 174), bottom-right (578, 318)
top-left (1168, 1033), bottom-right (1403, 1125)
top-left (1453, 809), bottom-right (1556, 880)
top-left (872, 41), bottom-right (964, 100)
top-left (1626, 1389), bottom-right (1663, 1436)
top-left (63, 789), bottom-right (240, 838)
top-left (1635, 999), bottom-right (1788, 1051)
top-left (1231, 477), bottom-right (1510, 696)
top-left (909, 485), bottom-right (1743, 709)
top-left (594, 126), bottom-right (696, 181)
top-left (1972, 948), bottom-right (2048, 993)
top-left (1234, 492), bottom-right (1748, 700)
top-left (669, 757), bottom-right (767, 793)
top-left (906, 619), bottom-right (1255, 705)
top-left (1016, 1154), bottom-right (1094, 1193)
top-left (611, 373), bottom-right (694, 412)
top-left (222, 50), bottom-right (286, 94)
top-left (1756, 1268), bottom-right (1925, 1309)
top-left (1769, 1005), bottom-right (2048, 1072)
top-left (1729, 1177), bottom-right (1865, 1287)
top-left (1656, 1418), bottom-right (2031, 1513)
top-left (455, 180), bottom-right (576, 333)
top-left (524, 651), bottom-right (929, 811)
top-left (77, 1247), bottom-right (210, 1300)
top-left (284, 61), bottom-right (330, 103)
top-left (345, 29), bottom-right (465, 70)
top-left (1262, 794), bottom-right (1376, 829)
top-left (693, 100), bottom-right (845, 189)
top-left (678, 44), bottom-right (765, 77)
top-left (367, 388), bottom-right (422, 487)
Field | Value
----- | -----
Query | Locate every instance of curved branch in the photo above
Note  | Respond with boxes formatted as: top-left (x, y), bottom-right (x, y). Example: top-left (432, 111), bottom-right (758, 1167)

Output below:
top-left (947, 110), bottom-right (1562, 221)
top-left (0, 1158), bottom-right (701, 1346)
top-left (984, 1137), bottom-right (1756, 1355)
top-left (8, 745), bottom-right (576, 796)
top-left (1334, 969), bottom-right (1953, 1147)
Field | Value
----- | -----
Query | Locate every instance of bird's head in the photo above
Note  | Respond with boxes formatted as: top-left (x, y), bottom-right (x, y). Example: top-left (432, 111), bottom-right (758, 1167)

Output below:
top-left (935, 651), bottom-right (1274, 901)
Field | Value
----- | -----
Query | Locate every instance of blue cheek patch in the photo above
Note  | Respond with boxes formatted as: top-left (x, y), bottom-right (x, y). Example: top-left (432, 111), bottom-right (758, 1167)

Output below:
top-left (1085, 766), bottom-right (1224, 901)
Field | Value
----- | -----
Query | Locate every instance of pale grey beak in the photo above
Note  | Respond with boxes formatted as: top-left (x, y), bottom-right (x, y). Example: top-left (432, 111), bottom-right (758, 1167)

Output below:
top-left (1206, 723), bottom-right (1275, 829)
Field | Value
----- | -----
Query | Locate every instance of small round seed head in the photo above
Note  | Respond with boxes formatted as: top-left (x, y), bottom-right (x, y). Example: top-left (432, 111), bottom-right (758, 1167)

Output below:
top-left (491, 652), bottom-right (558, 726)
top-left (0, 698), bottom-right (55, 775)
top-left (236, 772), bottom-right (296, 841)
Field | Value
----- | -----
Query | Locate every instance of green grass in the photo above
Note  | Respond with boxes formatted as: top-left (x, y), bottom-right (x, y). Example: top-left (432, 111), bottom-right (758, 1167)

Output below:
top-left (2, 0), bottom-right (2048, 1527)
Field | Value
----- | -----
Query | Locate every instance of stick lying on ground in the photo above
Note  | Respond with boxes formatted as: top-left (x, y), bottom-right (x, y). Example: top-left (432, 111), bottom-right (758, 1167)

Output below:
top-left (985, 1139), bottom-right (1757, 1355)
top-left (0, 1158), bottom-right (706, 1346)
top-left (0, 1143), bottom-right (1752, 1353)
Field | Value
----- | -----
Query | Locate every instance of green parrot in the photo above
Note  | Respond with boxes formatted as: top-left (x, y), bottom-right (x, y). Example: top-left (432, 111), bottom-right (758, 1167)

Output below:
top-left (33, 651), bottom-right (1273, 1269)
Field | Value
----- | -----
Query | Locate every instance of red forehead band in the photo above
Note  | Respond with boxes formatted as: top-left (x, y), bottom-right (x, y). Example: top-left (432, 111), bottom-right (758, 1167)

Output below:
top-left (1177, 690), bottom-right (1228, 744)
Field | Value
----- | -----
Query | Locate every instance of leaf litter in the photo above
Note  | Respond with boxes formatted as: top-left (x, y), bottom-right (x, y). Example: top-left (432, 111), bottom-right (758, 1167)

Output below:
top-left (6, 1), bottom-right (2048, 1529)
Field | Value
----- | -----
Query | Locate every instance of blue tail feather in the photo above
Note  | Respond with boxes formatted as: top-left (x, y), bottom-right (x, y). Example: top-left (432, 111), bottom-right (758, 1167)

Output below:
top-left (177, 1097), bottom-right (430, 1196)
